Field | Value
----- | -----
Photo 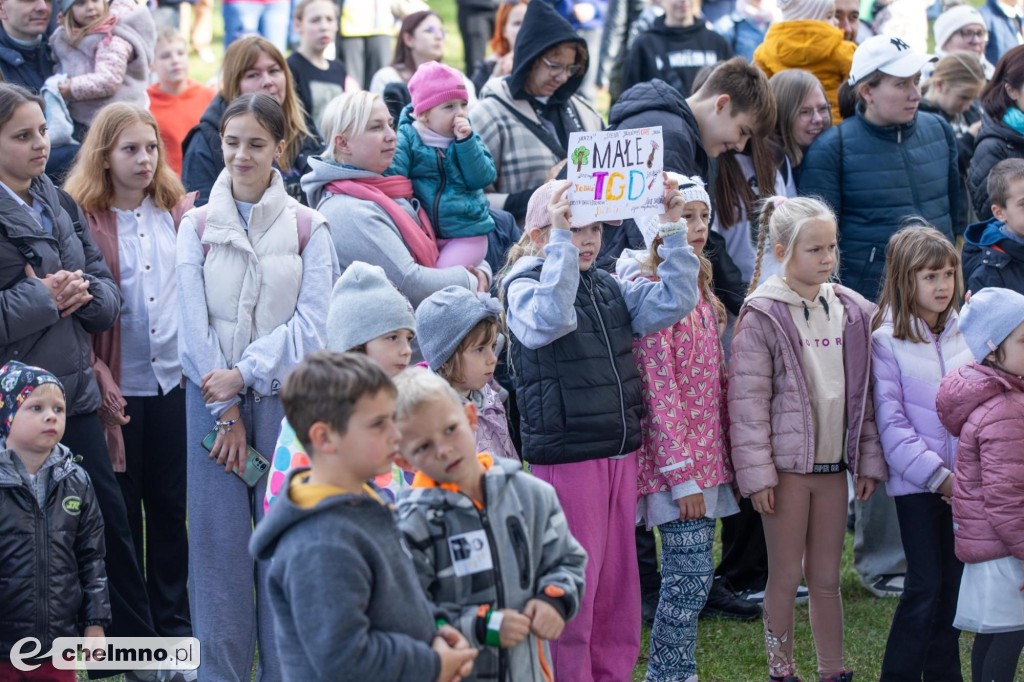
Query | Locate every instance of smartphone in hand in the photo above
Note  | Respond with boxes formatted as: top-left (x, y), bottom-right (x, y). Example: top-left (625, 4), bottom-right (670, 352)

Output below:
top-left (201, 428), bottom-right (271, 487)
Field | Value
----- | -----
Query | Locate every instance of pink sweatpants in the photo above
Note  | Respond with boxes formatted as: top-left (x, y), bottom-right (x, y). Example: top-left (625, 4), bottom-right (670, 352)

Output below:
top-left (761, 471), bottom-right (848, 678)
top-left (435, 235), bottom-right (489, 269)
top-left (531, 455), bottom-right (641, 682)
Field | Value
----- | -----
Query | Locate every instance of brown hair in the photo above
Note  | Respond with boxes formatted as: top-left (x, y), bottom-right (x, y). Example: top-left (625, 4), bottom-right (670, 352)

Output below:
top-left (391, 11), bottom-right (442, 78)
top-left (438, 318), bottom-right (499, 385)
top-left (838, 69), bottom-right (886, 111)
top-left (770, 69), bottom-right (832, 168)
top-left (691, 57), bottom-right (777, 137)
top-left (489, 0), bottom-right (528, 57)
top-left (65, 103), bottom-right (185, 214)
top-left (749, 196), bottom-right (839, 293)
top-left (987, 157), bottom-right (1024, 208)
top-left (872, 223), bottom-right (961, 342)
top-left (981, 44), bottom-right (1024, 120)
top-left (281, 351), bottom-right (396, 453)
top-left (0, 83), bottom-right (43, 131)
top-left (220, 36), bottom-right (311, 172)
top-left (715, 135), bottom-right (781, 228)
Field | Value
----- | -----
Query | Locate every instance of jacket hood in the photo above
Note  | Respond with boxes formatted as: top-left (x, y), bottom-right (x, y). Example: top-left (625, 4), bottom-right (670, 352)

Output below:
top-left (761, 20), bottom-right (846, 67)
top-left (300, 154), bottom-right (381, 207)
top-left (937, 362), bottom-right (1024, 436)
top-left (965, 216), bottom-right (1008, 246)
top-left (749, 274), bottom-right (838, 308)
top-left (609, 78), bottom-right (692, 127)
top-left (249, 468), bottom-right (392, 561)
top-left (974, 111), bottom-right (1024, 148)
top-left (0, 443), bottom-right (75, 486)
top-left (509, 0), bottom-right (588, 103)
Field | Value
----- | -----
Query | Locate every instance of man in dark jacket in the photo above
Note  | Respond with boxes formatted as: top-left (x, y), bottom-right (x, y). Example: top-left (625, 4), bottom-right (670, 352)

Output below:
top-left (0, 363), bottom-right (110, 668)
top-left (0, 0), bottom-right (78, 180)
top-left (621, 0), bottom-right (732, 97)
top-left (608, 73), bottom-right (769, 624)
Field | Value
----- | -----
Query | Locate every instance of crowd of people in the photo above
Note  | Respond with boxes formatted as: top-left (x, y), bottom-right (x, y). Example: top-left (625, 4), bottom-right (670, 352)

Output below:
top-left (0, 0), bottom-right (1023, 681)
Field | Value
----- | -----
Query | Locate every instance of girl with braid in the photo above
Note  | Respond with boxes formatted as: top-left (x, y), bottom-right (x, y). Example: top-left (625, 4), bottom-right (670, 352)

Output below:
top-left (728, 196), bottom-right (887, 682)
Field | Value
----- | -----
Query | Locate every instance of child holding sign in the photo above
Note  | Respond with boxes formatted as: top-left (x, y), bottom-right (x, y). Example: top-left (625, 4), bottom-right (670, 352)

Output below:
top-left (500, 177), bottom-right (700, 681)
top-left (389, 61), bottom-right (498, 269)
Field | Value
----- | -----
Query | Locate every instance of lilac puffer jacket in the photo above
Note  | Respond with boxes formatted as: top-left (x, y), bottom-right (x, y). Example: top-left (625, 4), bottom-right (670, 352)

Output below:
top-left (728, 285), bottom-right (886, 497)
top-left (871, 312), bottom-right (972, 496)
top-left (937, 363), bottom-right (1024, 564)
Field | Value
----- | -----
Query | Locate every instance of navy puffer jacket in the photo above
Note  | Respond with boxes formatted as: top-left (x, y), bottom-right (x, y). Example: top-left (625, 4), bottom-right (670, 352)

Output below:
top-left (967, 113), bottom-right (1024, 222)
top-left (798, 107), bottom-right (959, 301)
top-left (962, 217), bottom-right (1024, 293)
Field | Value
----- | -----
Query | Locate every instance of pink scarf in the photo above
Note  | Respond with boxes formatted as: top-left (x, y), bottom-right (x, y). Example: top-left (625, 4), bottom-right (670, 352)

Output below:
top-left (326, 175), bottom-right (439, 267)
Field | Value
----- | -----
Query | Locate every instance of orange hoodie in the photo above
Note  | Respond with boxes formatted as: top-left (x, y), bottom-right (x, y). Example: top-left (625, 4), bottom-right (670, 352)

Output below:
top-left (147, 79), bottom-right (216, 176)
top-left (754, 20), bottom-right (856, 122)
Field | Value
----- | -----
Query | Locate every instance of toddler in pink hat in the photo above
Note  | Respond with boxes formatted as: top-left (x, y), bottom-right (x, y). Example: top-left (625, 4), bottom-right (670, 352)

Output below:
top-left (387, 60), bottom-right (498, 269)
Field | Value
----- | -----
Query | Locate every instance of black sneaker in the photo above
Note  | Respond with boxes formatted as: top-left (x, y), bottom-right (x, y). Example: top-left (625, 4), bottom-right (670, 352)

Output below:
top-left (700, 577), bottom-right (762, 621)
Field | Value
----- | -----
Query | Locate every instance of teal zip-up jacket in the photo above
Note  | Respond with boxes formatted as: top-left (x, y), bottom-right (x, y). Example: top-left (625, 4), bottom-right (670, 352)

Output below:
top-left (387, 103), bottom-right (497, 240)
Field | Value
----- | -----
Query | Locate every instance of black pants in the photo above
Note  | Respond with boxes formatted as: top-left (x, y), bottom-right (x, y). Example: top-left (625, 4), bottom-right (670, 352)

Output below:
top-left (62, 414), bottom-right (158, 676)
top-left (715, 496), bottom-right (768, 592)
top-left (118, 388), bottom-right (191, 637)
top-left (637, 526), bottom-right (661, 598)
top-left (972, 631), bottom-right (1024, 682)
top-left (457, 5), bottom-right (496, 78)
top-left (881, 493), bottom-right (964, 681)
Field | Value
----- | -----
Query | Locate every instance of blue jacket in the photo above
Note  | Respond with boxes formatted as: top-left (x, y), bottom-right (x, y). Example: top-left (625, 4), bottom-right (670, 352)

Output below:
top-left (0, 29), bottom-right (54, 93)
top-left (962, 217), bottom-right (1024, 294)
top-left (979, 0), bottom-right (1023, 67)
top-left (545, 0), bottom-right (607, 31)
top-left (387, 104), bottom-right (497, 240)
top-left (712, 13), bottom-right (768, 62)
top-left (798, 108), bottom-right (959, 301)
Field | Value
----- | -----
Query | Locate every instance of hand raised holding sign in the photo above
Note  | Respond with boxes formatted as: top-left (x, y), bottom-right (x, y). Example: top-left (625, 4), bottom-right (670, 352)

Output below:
top-left (659, 173), bottom-right (685, 224)
top-left (548, 180), bottom-right (574, 231)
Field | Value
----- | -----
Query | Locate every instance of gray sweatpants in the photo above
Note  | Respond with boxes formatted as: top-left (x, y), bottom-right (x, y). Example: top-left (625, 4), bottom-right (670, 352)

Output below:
top-left (186, 382), bottom-right (283, 682)
top-left (853, 482), bottom-right (907, 583)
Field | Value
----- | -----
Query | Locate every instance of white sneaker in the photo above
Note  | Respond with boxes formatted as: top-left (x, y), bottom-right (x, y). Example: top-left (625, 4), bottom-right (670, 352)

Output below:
top-left (861, 574), bottom-right (905, 598)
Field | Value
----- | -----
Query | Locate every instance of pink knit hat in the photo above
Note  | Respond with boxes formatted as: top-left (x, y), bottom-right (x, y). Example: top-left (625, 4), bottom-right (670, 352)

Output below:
top-left (409, 62), bottom-right (470, 116)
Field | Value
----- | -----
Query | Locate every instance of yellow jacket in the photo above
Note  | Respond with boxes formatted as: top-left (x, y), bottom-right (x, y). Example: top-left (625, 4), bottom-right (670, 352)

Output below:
top-left (753, 20), bottom-right (856, 122)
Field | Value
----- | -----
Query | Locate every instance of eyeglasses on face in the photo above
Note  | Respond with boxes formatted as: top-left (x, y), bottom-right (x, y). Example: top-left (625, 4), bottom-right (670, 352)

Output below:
top-left (541, 56), bottom-right (582, 78)
top-left (956, 27), bottom-right (988, 42)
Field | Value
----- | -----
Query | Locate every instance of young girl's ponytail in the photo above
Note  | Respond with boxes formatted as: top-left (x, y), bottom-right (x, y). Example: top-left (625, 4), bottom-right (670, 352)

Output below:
top-left (749, 198), bottom-right (779, 295)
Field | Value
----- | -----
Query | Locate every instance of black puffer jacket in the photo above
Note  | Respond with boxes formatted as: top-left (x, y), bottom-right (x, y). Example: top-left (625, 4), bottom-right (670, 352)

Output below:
top-left (0, 445), bottom-right (109, 657)
top-left (967, 113), bottom-right (1024, 221)
top-left (0, 177), bottom-right (120, 417)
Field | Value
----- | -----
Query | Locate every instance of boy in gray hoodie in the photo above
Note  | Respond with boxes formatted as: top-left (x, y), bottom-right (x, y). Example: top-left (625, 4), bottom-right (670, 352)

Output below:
top-left (393, 368), bottom-right (587, 682)
top-left (249, 352), bottom-right (477, 682)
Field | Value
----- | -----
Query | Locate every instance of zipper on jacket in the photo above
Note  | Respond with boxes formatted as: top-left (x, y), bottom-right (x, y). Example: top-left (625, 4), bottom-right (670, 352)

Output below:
top-left (433, 149), bottom-right (447, 233)
top-left (583, 272), bottom-right (628, 455)
top-left (475, 484), bottom-right (508, 681)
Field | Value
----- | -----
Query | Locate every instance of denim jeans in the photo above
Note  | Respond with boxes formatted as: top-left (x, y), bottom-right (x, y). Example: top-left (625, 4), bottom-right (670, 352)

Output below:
top-left (222, 0), bottom-right (289, 53)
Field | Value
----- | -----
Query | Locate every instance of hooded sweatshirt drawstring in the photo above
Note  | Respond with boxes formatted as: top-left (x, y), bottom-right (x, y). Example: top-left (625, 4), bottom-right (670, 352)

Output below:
top-left (801, 297), bottom-right (832, 325)
top-left (819, 296), bottom-right (831, 320)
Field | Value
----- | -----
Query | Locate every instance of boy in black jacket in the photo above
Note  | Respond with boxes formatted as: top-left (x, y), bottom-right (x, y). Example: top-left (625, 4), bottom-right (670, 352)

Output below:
top-left (964, 158), bottom-right (1024, 295)
top-left (0, 362), bottom-right (109, 680)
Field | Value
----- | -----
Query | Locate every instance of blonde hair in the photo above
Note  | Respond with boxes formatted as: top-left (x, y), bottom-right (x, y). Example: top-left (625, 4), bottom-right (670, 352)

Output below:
top-left (393, 366), bottom-right (463, 421)
top-left (220, 36), bottom-right (310, 172)
top-left (64, 103), bottom-right (185, 214)
top-left (749, 196), bottom-right (839, 293)
top-left (928, 51), bottom-right (986, 91)
top-left (872, 223), bottom-right (962, 342)
top-left (320, 90), bottom-right (382, 161)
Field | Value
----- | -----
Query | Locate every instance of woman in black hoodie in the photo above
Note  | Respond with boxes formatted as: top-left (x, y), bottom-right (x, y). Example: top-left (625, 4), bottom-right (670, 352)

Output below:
top-left (469, 0), bottom-right (604, 224)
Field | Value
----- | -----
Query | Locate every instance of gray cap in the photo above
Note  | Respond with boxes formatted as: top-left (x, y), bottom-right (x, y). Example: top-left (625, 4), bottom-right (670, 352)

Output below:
top-left (326, 262), bottom-right (416, 352)
top-left (959, 287), bottom-right (1024, 363)
top-left (415, 286), bottom-right (502, 371)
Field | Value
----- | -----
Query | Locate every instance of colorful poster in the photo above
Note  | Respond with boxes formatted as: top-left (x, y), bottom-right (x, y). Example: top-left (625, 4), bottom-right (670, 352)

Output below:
top-left (567, 127), bottom-right (664, 224)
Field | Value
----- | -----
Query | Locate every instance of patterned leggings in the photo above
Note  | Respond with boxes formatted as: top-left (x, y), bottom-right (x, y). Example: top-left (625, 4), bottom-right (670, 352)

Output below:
top-left (645, 516), bottom-right (716, 682)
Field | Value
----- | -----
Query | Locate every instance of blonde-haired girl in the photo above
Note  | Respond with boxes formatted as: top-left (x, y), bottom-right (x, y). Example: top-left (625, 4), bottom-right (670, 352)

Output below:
top-left (65, 102), bottom-right (196, 636)
top-left (730, 195), bottom-right (887, 682)
top-left (872, 223), bottom-right (973, 678)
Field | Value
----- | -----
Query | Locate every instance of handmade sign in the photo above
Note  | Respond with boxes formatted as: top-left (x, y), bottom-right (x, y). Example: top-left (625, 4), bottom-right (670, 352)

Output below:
top-left (567, 127), bottom-right (664, 224)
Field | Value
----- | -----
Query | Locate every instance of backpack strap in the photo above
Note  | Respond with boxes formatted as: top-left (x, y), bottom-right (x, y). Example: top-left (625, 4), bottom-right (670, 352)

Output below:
top-left (193, 204), bottom-right (315, 257)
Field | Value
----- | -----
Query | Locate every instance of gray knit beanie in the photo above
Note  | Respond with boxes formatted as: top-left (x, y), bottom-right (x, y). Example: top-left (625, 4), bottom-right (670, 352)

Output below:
top-left (959, 287), bottom-right (1024, 363)
top-left (415, 286), bottom-right (502, 371)
top-left (326, 262), bottom-right (416, 352)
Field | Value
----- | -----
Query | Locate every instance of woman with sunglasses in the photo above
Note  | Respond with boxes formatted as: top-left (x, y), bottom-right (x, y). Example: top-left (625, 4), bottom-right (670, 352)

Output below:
top-left (368, 10), bottom-right (477, 103)
top-left (470, 0), bottom-right (604, 225)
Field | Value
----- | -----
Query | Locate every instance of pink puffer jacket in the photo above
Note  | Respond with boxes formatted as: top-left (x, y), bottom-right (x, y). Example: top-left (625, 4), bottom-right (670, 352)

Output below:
top-left (937, 363), bottom-right (1024, 564)
top-left (728, 284), bottom-right (886, 497)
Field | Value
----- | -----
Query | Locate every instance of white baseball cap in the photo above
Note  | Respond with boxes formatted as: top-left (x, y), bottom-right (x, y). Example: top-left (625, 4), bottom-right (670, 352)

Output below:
top-left (847, 34), bottom-right (937, 86)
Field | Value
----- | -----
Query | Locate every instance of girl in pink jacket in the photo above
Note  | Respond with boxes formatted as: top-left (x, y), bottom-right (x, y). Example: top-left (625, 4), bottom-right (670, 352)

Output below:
top-left (871, 225), bottom-right (973, 679)
top-left (619, 177), bottom-right (738, 682)
top-left (728, 196), bottom-right (886, 682)
top-left (937, 287), bottom-right (1024, 682)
